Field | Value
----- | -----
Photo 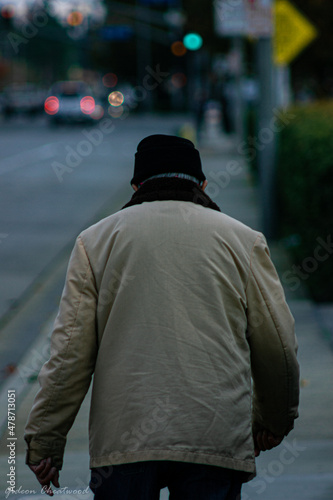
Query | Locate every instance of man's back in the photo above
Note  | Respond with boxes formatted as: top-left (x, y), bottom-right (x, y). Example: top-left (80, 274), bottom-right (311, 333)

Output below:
top-left (65, 200), bottom-right (292, 474)
top-left (24, 135), bottom-right (299, 499)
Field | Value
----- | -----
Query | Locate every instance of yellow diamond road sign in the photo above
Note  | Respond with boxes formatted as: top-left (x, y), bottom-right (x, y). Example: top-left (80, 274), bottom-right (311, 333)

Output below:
top-left (274, 0), bottom-right (318, 65)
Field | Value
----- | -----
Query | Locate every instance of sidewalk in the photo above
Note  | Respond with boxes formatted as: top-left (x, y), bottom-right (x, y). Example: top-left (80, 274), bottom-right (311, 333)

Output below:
top-left (0, 119), bottom-right (332, 500)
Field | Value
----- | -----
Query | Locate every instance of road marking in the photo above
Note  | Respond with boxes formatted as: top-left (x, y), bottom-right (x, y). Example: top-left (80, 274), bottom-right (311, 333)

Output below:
top-left (0, 143), bottom-right (58, 176)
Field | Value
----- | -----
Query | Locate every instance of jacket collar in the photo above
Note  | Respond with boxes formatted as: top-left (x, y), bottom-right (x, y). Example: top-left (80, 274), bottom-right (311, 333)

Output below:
top-left (121, 178), bottom-right (221, 212)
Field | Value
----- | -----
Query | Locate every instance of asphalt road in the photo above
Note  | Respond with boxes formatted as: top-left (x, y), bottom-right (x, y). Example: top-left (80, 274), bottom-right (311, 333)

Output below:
top-left (0, 112), bottom-right (190, 375)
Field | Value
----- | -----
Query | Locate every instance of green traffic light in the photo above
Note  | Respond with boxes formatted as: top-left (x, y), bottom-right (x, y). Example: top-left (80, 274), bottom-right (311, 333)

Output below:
top-left (183, 33), bottom-right (203, 51)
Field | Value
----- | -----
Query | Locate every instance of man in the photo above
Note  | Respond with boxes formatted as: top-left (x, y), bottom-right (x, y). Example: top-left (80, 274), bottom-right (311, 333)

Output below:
top-left (25, 135), bottom-right (300, 499)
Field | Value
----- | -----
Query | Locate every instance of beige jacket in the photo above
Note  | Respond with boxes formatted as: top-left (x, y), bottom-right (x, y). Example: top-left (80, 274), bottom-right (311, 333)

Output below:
top-left (25, 201), bottom-right (299, 476)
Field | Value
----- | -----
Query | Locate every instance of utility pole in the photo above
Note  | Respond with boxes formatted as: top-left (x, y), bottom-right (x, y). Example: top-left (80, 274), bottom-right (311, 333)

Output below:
top-left (256, 0), bottom-right (276, 239)
top-left (214, 0), bottom-right (278, 238)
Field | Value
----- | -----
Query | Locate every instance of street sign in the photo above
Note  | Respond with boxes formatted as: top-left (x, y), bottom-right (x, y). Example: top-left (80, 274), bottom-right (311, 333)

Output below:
top-left (214, 0), bottom-right (273, 38)
top-left (274, 0), bottom-right (318, 65)
top-left (214, 0), bottom-right (247, 36)
top-left (247, 0), bottom-right (273, 37)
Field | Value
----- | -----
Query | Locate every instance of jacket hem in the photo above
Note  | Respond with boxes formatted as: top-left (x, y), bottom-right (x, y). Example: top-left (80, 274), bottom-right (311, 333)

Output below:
top-left (89, 449), bottom-right (256, 476)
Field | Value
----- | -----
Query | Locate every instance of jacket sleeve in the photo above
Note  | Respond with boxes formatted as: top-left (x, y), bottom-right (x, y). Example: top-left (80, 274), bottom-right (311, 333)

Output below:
top-left (246, 234), bottom-right (300, 437)
top-left (24, 235), bottom-right (98, 470)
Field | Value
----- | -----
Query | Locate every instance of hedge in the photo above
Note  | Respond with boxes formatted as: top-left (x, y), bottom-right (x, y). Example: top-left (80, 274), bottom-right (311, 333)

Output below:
top-left (277, 101), bottom-right (333, 302)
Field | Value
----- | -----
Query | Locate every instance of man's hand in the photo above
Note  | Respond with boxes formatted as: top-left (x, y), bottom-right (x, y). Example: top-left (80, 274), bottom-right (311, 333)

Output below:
top-left (28, 457), bottom-right (59, 496)
top-left (253, 430), bottom-right (283, 457)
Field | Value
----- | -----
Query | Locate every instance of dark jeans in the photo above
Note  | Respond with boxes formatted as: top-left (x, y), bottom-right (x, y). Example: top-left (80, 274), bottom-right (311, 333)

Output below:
top-left (90, 461), bottom-right (244, 500)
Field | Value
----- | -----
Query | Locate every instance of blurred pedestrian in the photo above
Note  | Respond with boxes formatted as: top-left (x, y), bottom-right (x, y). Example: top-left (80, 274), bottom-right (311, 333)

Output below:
top-left (194, 87), bottom-right (208, 136)
top-left (25, 135), bottom-right (300, 499)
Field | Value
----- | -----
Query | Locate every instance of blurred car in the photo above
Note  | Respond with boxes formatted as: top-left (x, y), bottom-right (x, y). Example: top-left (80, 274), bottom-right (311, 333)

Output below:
top-left (45, 81), bottom-right (102, 124)
top-left (2, 83), bottom-right (46, 117)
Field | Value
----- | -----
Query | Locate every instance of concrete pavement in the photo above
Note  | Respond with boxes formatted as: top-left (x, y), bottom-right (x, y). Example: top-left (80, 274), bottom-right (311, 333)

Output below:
top-left (0, 114), bottom-right (332, 499)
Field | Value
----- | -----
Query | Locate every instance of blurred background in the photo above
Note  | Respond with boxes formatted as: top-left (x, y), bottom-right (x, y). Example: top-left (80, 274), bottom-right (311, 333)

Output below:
top-left (0, 0), bottom-right (331, 318)
top-left (0, 1), bottom-right (333, 498)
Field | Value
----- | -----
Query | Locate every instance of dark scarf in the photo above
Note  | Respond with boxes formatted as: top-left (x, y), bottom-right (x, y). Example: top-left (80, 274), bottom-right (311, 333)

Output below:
top-left (121, 178), bottom-right (221, 212)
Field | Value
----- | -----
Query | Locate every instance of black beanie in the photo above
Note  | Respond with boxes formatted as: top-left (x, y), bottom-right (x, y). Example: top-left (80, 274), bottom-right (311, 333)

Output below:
top-left (131, 134), bottom-right (205, 186)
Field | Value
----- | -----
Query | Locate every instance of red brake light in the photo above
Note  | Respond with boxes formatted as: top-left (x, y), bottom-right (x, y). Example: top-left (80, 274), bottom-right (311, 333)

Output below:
top-left (80, 96), bottom-right (95, 115)
top-left (45, 96), bottom-right (59, 115)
